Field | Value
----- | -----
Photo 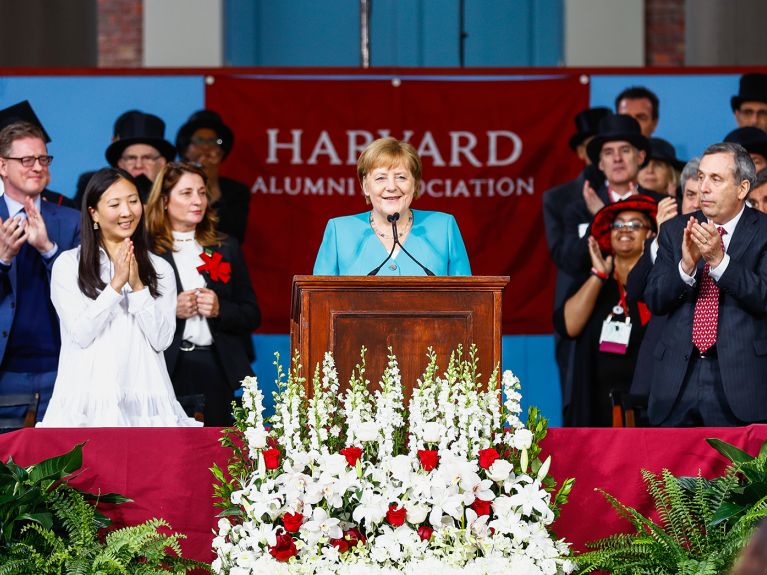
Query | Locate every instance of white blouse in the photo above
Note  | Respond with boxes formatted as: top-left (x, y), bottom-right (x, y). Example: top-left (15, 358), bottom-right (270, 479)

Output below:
top-left (39, 246), bottom-right (200, 427)
top-left (171, 230), bottom-right (213, 346)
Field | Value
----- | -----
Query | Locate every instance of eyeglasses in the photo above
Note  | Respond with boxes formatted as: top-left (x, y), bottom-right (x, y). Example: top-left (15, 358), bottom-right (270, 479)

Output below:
top-left (3, 155), bottom-right (54, 168)
top-left (610, 221), bottom-right (649, 231)
top-left (190, 136), bottom-right (223, 147)
top-left (119, 154), bottom-right (161, 165)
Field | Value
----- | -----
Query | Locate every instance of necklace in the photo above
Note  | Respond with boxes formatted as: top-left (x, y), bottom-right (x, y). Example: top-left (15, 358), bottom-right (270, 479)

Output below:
top-left (369, 211), bottom-right (414, 239)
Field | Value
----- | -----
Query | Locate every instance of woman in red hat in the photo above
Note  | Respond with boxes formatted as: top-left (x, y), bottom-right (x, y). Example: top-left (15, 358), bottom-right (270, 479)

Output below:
top-left (554, 195), bottom-right (657, 427)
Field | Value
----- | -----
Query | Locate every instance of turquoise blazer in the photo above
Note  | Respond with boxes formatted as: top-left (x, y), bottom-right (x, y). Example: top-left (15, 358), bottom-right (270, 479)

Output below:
top-left (313, 209), bottom-right (471, 276)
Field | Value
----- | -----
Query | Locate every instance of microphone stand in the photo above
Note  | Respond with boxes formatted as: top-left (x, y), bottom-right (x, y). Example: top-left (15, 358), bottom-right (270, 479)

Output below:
top-left (367, 212), bottom-right (435, 276)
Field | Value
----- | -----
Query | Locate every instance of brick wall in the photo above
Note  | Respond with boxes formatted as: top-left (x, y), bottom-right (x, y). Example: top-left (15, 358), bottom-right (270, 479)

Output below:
top-left (98, 0), bottom-right (143, 67)
top-left (645, 0), bottom-right (685, 66)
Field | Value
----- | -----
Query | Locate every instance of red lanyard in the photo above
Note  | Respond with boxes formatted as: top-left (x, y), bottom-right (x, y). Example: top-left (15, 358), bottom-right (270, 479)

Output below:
top-left (614, 272), bottom-right (651, 326)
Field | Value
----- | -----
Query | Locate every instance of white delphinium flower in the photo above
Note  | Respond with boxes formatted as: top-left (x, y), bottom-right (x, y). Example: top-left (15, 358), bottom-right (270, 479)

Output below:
top-left (501, 370), bottom-right (524, 430)
top-left (407, 351), bottom-right (441, 459)
top-left (342, 350), bottom-right (375, 449)
top-left (240, 376), bottom-right (268, 458)
top-left (270, 353), bottom-right (307, 460)
top-left (308, 353), bottom-right (342, 454)
top-left (374, 351), bottom-right (405, 460)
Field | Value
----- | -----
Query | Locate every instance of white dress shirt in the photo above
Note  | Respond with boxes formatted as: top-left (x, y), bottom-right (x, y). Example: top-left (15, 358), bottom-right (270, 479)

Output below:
top-left (678, 206), bottom-right (745, 286)
top-left (171, 231), bottom-right (214, 346)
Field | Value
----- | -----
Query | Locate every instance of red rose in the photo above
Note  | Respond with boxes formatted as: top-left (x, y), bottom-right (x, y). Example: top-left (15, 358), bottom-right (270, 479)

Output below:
top-left (262, 448), bottom-right (281, 470)
top-left (386, 504), bottom-right (407, 527)
top-left (269, 531), bottom-right (298, 562)
top-left (266, 435), bottom-right (279, 449)
top-left (340, 446), bottom-right (363, 467)
top-left (471, 498), bottom-right (493, 516)
top-left (330, 537), bottom-right (349, 553)
top-left (282, 512), bottom-right (303, 532)
top-left (417, 525), bottom-right (434, 541)
top-left (344, 527), bottom-right (366, 547)
top-left (418, 449), bottom-right (439, 471)
top-left (478, 448), bottom-right (500, 469)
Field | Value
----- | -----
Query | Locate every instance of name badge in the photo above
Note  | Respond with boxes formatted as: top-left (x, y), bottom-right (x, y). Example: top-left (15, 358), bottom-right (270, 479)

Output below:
top-left (599, 315), bottom-right (632, 355)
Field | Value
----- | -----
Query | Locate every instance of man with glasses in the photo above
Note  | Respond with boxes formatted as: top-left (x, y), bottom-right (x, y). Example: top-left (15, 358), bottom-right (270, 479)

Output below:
top-left (0, 121), bottom-right (80, 420)
top-left (105, 111), bottom-right (176, 202)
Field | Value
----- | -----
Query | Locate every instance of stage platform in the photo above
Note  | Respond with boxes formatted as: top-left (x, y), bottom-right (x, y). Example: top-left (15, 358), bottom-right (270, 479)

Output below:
top-left (1, 425), bottom-right (765, 563)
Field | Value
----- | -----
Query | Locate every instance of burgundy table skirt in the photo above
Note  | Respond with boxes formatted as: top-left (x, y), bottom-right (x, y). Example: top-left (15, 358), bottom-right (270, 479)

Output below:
top-left (1, 425), bottom-right (765, 563)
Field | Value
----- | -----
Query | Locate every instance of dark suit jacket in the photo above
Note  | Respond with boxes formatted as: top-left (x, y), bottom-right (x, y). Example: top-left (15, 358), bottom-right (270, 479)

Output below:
top-left (0, 199), bottom-right (81, 363)
top-left (159, 236), bottom-right (261, 391)
top-left (644, 207), bottom-right (767, 423)
top-left (625, 241), bottom-right (666, 402)
top-left (543, 172), bottom-right (584, 308)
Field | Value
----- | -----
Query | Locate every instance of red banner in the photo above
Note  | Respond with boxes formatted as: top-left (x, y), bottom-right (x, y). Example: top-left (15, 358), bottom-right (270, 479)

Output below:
top-left (206, 74), bottom-right (588, 333)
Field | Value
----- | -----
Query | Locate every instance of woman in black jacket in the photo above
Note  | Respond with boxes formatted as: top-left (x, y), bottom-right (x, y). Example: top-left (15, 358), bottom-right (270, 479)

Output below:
top-left (145, 162), bottom-right (260, 426)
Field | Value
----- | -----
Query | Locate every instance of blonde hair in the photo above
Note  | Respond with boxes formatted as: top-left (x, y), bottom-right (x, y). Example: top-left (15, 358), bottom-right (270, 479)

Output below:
top-left (357, 138), bottom-right (422, 201)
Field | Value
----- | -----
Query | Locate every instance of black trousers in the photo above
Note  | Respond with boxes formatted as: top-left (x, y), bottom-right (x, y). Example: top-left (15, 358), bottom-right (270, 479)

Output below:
top-left (660, 352), bottom-right (742, 427)
top-left (171, 347), bottom-right (234, 427)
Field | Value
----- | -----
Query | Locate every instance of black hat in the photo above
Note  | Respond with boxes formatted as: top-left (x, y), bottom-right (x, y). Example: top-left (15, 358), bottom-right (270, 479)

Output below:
top-left (569, 107), bottom-right (611, 151)
top-left (724, 126), bottom-right (767, 160)
top-left (105, 111), bottom-right (176, 166)
top-left (731, 73), bottom-right (767, 111)
top-left (586, 114), bottom-right (650, 167)
top-left (646, 137), bottom-right (685, 171)
top-left (0, 100), bottom-right (51, 143)
top-left (175, 110), bottom-right (234, 160)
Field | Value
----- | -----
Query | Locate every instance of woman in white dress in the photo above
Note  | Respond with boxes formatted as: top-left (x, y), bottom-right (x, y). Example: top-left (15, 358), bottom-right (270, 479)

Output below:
top-left (39, 168), bottom-right (200, 427)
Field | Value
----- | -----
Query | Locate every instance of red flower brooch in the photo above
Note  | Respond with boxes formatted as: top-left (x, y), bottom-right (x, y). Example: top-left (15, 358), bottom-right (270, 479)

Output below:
top-left (197, 250), bottom-right (231, 283)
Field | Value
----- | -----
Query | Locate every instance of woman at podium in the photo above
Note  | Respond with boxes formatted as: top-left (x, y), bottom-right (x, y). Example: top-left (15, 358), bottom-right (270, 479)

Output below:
top-left (313, 138), bottom-right (471, 276)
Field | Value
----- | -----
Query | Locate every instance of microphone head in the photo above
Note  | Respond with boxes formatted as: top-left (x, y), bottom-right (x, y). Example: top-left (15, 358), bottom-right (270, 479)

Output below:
top-left (387, 213), bottom-right (400, 223)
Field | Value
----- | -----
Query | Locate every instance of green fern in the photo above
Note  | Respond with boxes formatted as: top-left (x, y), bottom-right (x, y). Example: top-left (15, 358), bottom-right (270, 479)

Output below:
top-left (576, 469), bottom-right (767, 575)
top-left (0, 486), bottom-right (208, 574)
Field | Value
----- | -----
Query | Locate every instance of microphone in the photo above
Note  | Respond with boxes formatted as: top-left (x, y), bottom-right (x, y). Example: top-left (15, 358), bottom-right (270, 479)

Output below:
top-left (367, 212), bottom-right (399, 276)
top-left (367, 212), bottom-right (435, 276)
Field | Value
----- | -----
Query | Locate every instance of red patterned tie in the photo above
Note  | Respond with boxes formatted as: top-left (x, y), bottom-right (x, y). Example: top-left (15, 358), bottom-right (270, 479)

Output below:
top-left (691, 226), bottom-right (726, 353)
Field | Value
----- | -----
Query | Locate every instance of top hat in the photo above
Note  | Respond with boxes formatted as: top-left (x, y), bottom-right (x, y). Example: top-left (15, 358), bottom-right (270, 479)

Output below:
top-left (646, 137), bottom-right (686, 171)
top-left (105, 111), bottom-right (176, 166)
top-left (731, 73), bottom-right (767, 111)
top-left (586, 114), bottom-right (650, 167)
top-left (0, 100), bottom-right (51, 143)
top-left (175, 110), bottom-right (234, 160)
top-left (590, 194), bottom-right (658, 255)
top-left (724, 127), bottom-right (767, 160)
top-left (569, 107), bottom-right (611, 151)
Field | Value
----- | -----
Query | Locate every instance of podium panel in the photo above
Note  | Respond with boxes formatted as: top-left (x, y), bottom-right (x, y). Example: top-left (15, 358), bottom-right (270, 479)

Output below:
top-left (291, 276), bottom-right (508, 394)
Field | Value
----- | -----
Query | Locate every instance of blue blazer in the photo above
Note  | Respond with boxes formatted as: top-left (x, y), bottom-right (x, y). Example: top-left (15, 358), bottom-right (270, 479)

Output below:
top-left (313, 209), bottom-right (471, 276)
top-left (644, 207), bottom-right (767, 423)
top-left (0, 199), bottom-right (81, 364)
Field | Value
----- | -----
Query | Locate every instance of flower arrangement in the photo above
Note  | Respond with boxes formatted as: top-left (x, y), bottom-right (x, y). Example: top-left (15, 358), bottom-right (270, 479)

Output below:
top-left (212, 346), bottom-right (575, 575)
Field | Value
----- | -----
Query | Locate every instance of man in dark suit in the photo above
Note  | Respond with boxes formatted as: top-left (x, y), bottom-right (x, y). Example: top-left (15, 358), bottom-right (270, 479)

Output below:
top-left (543, 107), bottom-right (609, 392)
top-left (560, 114), bottom-right (663, 278)
top-left (0, 121), bottom-right (81, 420)
top-left (645, 142), bottom-right (767, 426)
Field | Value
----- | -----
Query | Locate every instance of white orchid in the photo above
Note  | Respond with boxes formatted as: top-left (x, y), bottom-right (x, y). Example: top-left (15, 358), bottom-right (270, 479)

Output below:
top-left (352, 490), bottom-right (389, 529)
top-left (302, 507), bottom-right (343, 541)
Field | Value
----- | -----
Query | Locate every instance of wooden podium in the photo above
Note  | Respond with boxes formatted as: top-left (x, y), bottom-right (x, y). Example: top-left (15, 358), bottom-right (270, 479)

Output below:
top-left (290, 276), bottom-right (509, 393)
